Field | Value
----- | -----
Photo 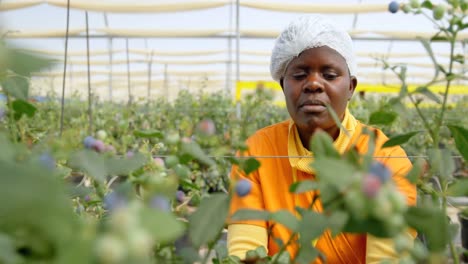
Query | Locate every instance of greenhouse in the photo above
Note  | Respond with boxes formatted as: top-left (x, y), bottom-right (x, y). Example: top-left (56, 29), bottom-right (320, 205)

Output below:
top-left (0, 0), bottom-right (467, 263)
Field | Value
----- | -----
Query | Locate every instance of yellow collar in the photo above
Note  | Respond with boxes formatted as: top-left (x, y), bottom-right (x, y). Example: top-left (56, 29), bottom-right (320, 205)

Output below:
top-left (287, 108), bottom-right (357, 174)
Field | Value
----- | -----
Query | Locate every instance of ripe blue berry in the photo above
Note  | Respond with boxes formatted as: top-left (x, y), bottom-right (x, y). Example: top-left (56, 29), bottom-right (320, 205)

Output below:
top-left (103, 192), bottom-right (127, 211)
top-left (83, 136), bottom-right (96, 149)
top-left (235, 179), bottom-right (252, 197)
top-left (175, 190), bottom-right (185, 203)
top-left (150, 195), bottom-right (171, 211)
top-left (39, 153), bottom-right (55, 170)
top-left (369, 161), bottom-right (391, 183)
top-left (388, 1), bottom-right (400, 13)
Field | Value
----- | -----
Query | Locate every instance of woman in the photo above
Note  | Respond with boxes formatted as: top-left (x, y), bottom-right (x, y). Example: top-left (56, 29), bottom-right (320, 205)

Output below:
top-left (227, 15), bottom-right (416, 263)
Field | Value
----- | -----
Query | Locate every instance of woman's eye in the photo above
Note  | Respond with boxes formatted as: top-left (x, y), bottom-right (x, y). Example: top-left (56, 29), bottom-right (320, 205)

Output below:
top-left (323, 73), bottom-right (337, 80)
top-left (292, 73), bottom-right (306, 80)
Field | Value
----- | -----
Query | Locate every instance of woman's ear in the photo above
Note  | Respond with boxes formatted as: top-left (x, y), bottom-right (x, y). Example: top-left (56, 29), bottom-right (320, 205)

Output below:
top-left (348, 76), bottom-right (357, 100)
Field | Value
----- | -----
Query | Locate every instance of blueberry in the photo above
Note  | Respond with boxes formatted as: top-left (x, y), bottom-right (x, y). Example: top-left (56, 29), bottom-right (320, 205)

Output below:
top-left (39, 153), bottom-right (55, 170)
top-left (92, 140), bottom-right (106, 153)
top-left (175, 190), bottom-right (185, 203)
top-left (235, 179), bottom-right (252, 197)
top-left (388, 1), bottom-right (400, 13)
top-left (103, 192), bottom-right (127, 211)
top-left (83, 136), bottom-right (96, 149)
top-left (369, 161), bottom-right (391, 183)
top-left (150, 195), bottom-right (171, 211)
top-left (197, 119), bottom-right (216, 135)
top-left (126, 151), bottom-right (134, 158)
top-left (361, 175), bottom-right (382, 198)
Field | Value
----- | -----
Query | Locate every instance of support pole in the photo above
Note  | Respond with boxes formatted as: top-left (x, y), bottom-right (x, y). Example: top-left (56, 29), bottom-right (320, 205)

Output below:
top-left (59, 0), bottom-right (71, 137)
top-left (126, 38), bottom-right (132, 106)
top-left (86, 11), bottom-right (93, 135)
top-left (235, 0), bottom-right (241, 119)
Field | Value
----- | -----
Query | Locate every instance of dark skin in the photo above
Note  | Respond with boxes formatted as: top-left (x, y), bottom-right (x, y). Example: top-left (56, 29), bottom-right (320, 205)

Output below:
top-left (280, 46), bottom-right (358, 148)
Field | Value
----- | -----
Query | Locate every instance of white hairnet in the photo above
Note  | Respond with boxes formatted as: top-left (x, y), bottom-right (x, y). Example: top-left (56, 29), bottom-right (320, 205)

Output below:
top-left (270, 15), bottom-right (357, 82)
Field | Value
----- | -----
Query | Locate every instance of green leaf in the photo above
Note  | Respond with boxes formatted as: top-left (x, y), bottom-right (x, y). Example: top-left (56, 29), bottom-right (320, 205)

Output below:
top-left (312, 157), bottom-right (356, 191)
top-left (404, 206), bottom-right (449, 252)
top-left (412, 86), bottom-right (441, 103)
top-left (1, 75), bottom-right (29, 100)
top-left (447, 125), bottom-right (468, 162)
top-left (271, 210), bottom-right (299, 231)
top-left (189, 193), bottom-right (230, 248)
top-left (214, 241), bottom-right (228, 260)
top-left (230, 209), bottom-right (270, 222)
top-left (382, 131), bottom-right (421, 148)
top-left (0, 234), bottom-right (20, 264)
top-left (12, 99), bottom-right (36, 120)
top-left (68, 150), bottom-right (107, 182)
top-left (453, 54), bottom-right (465, 64)
top-left (406, 158), bottom-right (426, 184)
top-left (141, 209), bottom-right (185, 244)
top-left (272, 250), bottom-right (291, 264)
top-left (295, 247), bottom-right (320, 264)
top-left (328, 211), bottom-right (349, 237)
top-left (417, 37), bottom-right (439, 80)
top-left (289, 180), bottom-right (319, 194)
top-left (180, 141), bottom-right (216, 167)
top-left (297, 211), bottom-right (328, 244)
top-left (368, 110), bottom-right (397, 126)
top-left (427, 148), bottom-right (455, 178)
top-left (133, 129), bottom-right (164, 139)
top-left (421, 0), bottom-right (433, 9)
top-left (2, 47), bottom-right (53, 77)
top-left (310, 130), bottom-right (340, 159)
top-left (254, 246), bottom-right (268, 258)
top-left (106, 152), bottom-right (147, 175)
top-left (242, 158), bottom-right (261, 175)
top-left (295, 211), bottom-right (327, 263)
top-left (447, 179), bottom-right (468, 196)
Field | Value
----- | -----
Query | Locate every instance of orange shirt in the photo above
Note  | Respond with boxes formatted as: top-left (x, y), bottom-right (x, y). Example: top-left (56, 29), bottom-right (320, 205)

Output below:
top-left (228, 120), bottom-right (417, 263)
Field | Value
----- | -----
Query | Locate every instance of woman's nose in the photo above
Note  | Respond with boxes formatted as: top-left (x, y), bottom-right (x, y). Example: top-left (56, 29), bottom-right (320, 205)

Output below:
top-left (303, 74), bottom-right (324, 93)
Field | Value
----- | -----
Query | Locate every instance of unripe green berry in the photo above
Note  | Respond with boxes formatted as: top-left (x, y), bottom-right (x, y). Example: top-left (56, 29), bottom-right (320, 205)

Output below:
top-left (409, 0), bottom-right (420, 9)
top-left (401, 3), bottom-right (412, 13)
top-left (95, 234), bottom-right (127, 264)
top-left (433, 5), bottom-right (445, 20)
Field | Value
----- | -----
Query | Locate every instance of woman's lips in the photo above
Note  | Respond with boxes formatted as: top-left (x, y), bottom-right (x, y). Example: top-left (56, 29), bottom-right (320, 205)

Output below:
top-left (300, 100), bottom-right (326, 113)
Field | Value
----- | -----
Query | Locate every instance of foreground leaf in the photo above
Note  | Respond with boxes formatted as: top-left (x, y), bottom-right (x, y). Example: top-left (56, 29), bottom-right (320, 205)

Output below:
top-left (382, 131), bottom-right (421, 148)
top-left (447, 125), bottom-right (468, 162)
top-left (189, 193), bottom-right (230, 248)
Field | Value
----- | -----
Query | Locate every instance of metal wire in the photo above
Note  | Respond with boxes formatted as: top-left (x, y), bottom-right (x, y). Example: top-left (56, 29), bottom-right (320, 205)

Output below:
top-left (150, 155), bottom-right (463, 159)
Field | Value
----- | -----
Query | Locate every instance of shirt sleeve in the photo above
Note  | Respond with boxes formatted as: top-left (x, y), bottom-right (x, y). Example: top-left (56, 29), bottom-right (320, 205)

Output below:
top-left (366, 230), bottom-right (415, 263)
top-left (227, 224), bottom-right (268, 259)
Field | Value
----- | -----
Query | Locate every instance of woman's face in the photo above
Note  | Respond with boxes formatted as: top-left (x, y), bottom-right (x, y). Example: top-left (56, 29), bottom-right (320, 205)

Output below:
top-left (281, 46), bottom-right (357, 139)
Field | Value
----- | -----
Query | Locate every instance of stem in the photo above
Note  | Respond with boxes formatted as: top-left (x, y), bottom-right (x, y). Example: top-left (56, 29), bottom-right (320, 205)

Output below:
top-left (270, 233), bottom-right (298, 264)
top-left (407, 93), bottom-right (435, 140)
top-left (6, 94), bottom-right (17, 142)
top-left (436, 34), bottom-right (456, 146)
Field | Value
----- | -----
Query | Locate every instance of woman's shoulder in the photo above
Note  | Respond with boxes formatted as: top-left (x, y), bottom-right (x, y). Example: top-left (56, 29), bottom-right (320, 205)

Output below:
top-left (248, 120), bottom-right (290, 142)
top-left (244, 120), bottom-right (290, 154)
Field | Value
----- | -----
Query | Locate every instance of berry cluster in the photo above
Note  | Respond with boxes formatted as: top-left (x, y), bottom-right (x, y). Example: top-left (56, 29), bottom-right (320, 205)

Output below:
top-left (83, 134), bottom-right (115, 153)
